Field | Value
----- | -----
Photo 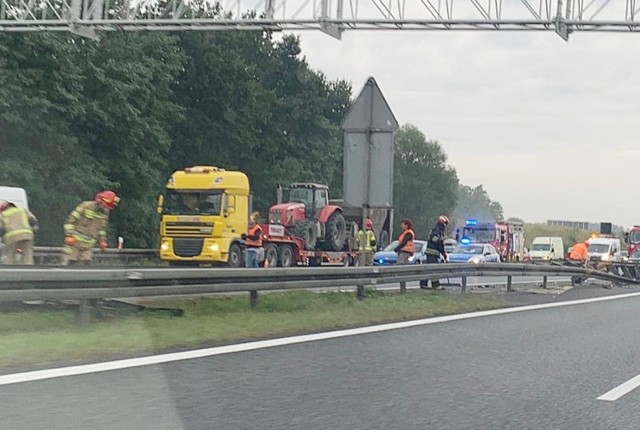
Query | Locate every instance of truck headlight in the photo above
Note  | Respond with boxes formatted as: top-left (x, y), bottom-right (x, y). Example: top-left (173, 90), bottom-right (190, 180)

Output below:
top-left (160, 241), bottom-right (170, 251)
top-left (207, 243), bottom-right (220, 252)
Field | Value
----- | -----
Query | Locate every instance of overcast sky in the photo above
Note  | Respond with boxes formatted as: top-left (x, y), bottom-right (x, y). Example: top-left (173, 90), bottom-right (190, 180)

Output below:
top-left (295, 30), bottom-right (639, 228)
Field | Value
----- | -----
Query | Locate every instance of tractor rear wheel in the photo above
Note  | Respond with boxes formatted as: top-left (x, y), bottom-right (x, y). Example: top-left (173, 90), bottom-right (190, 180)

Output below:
top-left (323, 211), bottom-right (347, 251)
top-left (292, 220), bottom-right (317, 251)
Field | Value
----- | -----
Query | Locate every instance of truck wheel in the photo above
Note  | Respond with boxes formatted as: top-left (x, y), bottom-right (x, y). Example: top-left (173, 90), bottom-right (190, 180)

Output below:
top-left (227, 243), bottom-right (243, 268)
top-left (323, 211), bottom-right (347, 251)
top-left (292, 220), bottom-right (317, 251)
top-left (264, 244), bottom-right (278, 268)
top-left (278, 245), bottom-right (294, 267)
top-left (378, 230), bottom-right (390, 250)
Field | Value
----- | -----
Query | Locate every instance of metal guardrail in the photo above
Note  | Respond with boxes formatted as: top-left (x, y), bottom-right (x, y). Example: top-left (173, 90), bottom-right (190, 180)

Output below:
top-left (31, 247), bottom-right (158, 265)
top-left (1, 262), bottom-right (636, 303)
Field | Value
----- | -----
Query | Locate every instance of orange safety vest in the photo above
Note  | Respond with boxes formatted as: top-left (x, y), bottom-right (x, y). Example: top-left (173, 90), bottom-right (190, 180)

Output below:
top-left (569, 243), bottom-right (588, 260)
top-left (398, 229), bottom-right (415, 255)
top-left (245, 224), bottom-right (263, 248)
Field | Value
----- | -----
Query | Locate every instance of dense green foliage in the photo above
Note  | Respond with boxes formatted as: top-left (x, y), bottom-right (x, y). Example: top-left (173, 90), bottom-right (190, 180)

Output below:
top-left (0, 30), bottom-right (501, 248)
top-left (393, 124), bottom-right (458, 237)
top-left (0, 32), bottom-right (350, 246)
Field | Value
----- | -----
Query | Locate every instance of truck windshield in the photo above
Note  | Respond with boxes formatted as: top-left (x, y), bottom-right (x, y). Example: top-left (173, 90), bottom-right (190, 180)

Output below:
top-left (588, 244), bottom-right (610, 254)
top-left (163, 190), bottom-right (222, 215)
top-left (531, 244), bottom-right (550, 251)
top-left (464, 228), bottom-right (494, 243)
top-left (629, 231), bottom-right (640, 244)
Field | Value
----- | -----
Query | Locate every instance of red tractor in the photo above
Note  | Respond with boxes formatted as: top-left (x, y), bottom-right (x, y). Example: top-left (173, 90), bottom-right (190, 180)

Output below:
top-left (268, 183), bottom-right (348, 252)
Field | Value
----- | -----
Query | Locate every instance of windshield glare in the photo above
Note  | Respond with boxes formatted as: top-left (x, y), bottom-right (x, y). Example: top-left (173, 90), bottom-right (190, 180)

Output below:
top-left (588, 244), bottom-right (610, 254)
top-left (629, 231), bottom-right (640, 243)
top-left (531, 244), bottom-right (550, 251)
top-left (163, 190), bottom-right (222, 215)
top-left (454, 245), bottom-right (484, 254)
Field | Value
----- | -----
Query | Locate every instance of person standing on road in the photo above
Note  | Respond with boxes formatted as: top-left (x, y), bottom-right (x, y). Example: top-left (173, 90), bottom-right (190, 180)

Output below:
top-left (421, 215), bottom-right (449, 290)
top-left (357, 218), bottom-right (377, 266)
top-left (394, 219), bottom-right (415, 265)
top-left (0, 200), bottom-right (38, 265)
top-left (62, 190), bottom-right (119, 266)
top-left (242, 212), bottom-right (263, 268)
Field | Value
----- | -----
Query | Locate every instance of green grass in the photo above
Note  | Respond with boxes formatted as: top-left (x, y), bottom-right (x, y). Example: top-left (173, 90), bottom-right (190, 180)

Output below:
top-left (0, 290), bottom-right (505, 369)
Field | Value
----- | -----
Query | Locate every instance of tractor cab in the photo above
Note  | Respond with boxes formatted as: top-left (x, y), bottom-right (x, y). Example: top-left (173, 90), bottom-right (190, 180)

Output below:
top-left (287, 183), bottom-right (328, 217)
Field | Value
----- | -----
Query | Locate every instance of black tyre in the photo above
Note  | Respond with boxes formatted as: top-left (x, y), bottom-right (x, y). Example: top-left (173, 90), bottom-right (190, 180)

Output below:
top-left (323, 211), bottom-right (347, 251)
top-left (292, 220), bottom-right (317, 251)
top-left (227, 243), bottom-right (243, 268)
top-left (278, 244), bottom-right (295, 267)
top-left (264, 243), bottom-right (278, 268)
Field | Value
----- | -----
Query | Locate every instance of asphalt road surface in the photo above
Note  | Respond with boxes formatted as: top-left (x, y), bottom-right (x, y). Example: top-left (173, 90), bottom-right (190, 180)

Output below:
top-left (3, 293), bottom-right (640, 429)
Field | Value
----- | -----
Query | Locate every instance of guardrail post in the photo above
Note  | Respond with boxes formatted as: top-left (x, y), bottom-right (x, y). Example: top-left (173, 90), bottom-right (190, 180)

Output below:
top-left (400, 281), bottom-right (406, 294)
top-left (76, 299), bottom-right (92, 325)
top-left (542, 276), bottom-right (548, 289)
top-left (461, 276), bottom-right (467, 293)
top-left (249, 290), bottom-right (258, 309)
top-left (507, 275), bottom-right (513, 292)
top-left (357, 285), bottom-right (365, 300)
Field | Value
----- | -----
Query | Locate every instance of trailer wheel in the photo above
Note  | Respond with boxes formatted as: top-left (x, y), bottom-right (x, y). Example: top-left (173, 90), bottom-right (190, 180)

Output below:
top-left (278, 245), bottom-right (294, 267)
top-left (227, 243), bottom-right (243, 268)
top-left (264, 244), bottom-right (278, 268)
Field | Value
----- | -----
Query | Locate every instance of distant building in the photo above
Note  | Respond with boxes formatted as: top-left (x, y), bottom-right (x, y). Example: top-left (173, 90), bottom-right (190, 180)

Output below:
top-left (546, 220), bottom-right (599, 231)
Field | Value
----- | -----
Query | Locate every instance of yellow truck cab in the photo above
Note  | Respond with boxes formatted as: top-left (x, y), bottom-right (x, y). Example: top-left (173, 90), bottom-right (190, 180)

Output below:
top-left (158, 166), bottom-right (249, 267)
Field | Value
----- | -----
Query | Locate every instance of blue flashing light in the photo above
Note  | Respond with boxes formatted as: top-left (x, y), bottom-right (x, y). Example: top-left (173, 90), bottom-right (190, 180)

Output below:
top-left (460, 237), bottom-right (472, 245)
top-left (465, 219), bottom-right (477, 226)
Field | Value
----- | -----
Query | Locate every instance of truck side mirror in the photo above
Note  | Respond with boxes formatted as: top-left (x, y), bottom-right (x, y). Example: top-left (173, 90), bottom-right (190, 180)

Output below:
top-left (156, 194), bottom-right (164, 214)
top-left (223, 195), bottom-right (236, 217)
top-left (625, 232), bottom-right (629, 242)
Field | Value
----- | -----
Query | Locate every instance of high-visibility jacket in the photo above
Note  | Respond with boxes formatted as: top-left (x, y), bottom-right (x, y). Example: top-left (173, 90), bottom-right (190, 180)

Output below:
top-left (245, 224), bottom-right (263, 248)
top-left (569, 242), bottom-right (588, 261)
top-left (0, 206), bottom-right (37, 245)
top-left (64, 201), bottom-right (109, 247)
top-left (398, 229), bottom-right (415, 254)
top-left (357, 229), bottom-right (376, 252)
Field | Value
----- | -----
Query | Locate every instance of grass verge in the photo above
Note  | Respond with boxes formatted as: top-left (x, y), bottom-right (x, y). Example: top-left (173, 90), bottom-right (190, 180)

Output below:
top-left (0, 290), bottom-right (506, 369)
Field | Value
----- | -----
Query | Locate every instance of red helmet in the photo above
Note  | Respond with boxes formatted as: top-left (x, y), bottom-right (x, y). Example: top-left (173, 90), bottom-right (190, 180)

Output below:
top-left (438, 215), bottom-right (450, 226)
top-left (365, 219), bottom-right (373, 229)
top-left (95, 190), bottom-right (120, 210)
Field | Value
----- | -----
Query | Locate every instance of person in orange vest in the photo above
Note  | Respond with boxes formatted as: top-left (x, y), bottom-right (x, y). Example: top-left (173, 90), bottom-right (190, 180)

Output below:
top-left (569, 240), bottom-right (589, 265)
top-left (394, 218), bottom-right (415, 265)
top-left (242, 212), bottom-right (263, 268)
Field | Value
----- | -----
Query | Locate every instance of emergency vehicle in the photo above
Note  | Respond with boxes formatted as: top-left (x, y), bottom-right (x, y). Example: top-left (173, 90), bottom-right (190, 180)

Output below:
top-left (461, 219), bottom-right (525, 262)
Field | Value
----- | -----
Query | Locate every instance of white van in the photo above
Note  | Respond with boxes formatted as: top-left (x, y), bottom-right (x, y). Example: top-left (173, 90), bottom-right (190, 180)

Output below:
top-left (0, 186), bottom-right (29, 209)
top-left (530, 236), bottom-right (565, 261)
top-left (588, 237), bottom-right (622, 262)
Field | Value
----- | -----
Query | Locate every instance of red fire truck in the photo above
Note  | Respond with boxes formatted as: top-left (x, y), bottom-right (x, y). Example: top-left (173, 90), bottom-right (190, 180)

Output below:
top-left (461, 219), bottom-right (525, 262)
top-left (625, 226), bottom-right (640, 258)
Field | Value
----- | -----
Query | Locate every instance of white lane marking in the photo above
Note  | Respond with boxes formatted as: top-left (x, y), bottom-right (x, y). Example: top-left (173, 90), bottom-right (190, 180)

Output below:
top-left (598, 373), bottom-right (640, 401)
top-left (2, 291), bottom-right (640, 387)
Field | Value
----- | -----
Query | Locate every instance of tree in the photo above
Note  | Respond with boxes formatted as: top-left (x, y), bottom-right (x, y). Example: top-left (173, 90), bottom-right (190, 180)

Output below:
top-left (453, 184), bottom-right (504, 228)
top-left (393, 124), bottom-right (459, 237)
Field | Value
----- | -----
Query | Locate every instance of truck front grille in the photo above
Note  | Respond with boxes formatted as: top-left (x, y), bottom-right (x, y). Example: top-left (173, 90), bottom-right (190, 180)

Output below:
top-left (165, 222), bottom-right (214, 237)
top-left (173, 238), bottom-right (204, 257)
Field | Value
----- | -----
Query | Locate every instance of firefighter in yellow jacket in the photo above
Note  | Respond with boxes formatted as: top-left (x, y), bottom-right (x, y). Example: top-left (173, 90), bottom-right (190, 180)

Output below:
top-left (0, 200), bottom-right (38, 265)
top-left (62, 190), bottom-right (120, 266)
